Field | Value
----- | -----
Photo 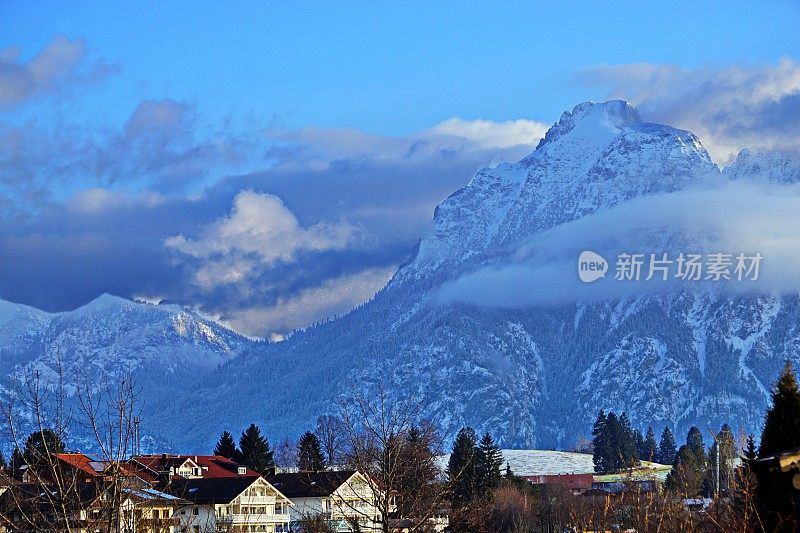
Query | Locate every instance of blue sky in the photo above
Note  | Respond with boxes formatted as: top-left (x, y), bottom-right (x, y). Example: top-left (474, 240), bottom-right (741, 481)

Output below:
top-left (5, 1), bottom-right (799, 132)
top-left (1, 1), bottom-right (800, 336)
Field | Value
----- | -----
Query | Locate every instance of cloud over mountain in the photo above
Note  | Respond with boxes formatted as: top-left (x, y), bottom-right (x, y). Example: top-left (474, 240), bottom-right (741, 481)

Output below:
top-left (583, 59), bottom-right (800, 163)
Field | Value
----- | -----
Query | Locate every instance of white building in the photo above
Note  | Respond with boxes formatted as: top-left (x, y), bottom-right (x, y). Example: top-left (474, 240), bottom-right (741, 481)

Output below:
top-left (268, 470), bottom-right (386, 532)
top-left (169, 475), bottom-right (293, 533)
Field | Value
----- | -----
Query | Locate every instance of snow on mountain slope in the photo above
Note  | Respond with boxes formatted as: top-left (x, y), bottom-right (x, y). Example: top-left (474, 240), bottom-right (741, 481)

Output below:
top-left (5, 101), bottom-right (800, 453)
top-left (399, 101), bottom-right (717, 286)
top-left (156, 100), bottom-right (800, 452)
top-left (724, 148), bottom-right (800, 184)
top-left (0, 293), bottom-right (251, 450)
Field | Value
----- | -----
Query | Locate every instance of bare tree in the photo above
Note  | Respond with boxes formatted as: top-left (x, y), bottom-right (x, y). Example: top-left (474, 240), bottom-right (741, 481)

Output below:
top-left (316, 414), bottom-right (346, 466)
top-left (0, 369), bottom-right (187, 533)
top-left (275, 435), bottom-right (298, 470)
top-left (337, 387), bottom-right (453, 533)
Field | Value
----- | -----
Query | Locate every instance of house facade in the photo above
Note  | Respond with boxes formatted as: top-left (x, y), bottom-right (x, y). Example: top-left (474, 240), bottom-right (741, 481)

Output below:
top-left (165, 469), bottom-right (292, 532)
top-left (267, 471), bottom-right (385, 532)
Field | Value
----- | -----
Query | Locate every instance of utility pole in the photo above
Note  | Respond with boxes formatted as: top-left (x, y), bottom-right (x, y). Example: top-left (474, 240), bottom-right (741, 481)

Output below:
top-left (716, 435), bottom-right (720, 496)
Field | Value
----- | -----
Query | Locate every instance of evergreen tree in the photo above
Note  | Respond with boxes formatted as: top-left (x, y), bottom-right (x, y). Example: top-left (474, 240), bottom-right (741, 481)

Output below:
top-left (657, 427), bottom-right (677, 465)
top-left (666, 427), bottom-right (707, 496)
top-left (213, 431), bottom-right (240, 461)
top-left (239, 423), bottom-right (275, 475)
top-left (604, 412), bottom-right (621, 472)
top-left (10, 447), bottom-right (24, 479)
top-left (643, 427), bottom-right (658, 463)
top-left (686, 426), bottom-right (706, 461)
top-left (743, 434), bottom-right (758, 461)
top-left (666, 444), bottom-right (705, 496)
top-left (756, 361), bottom-right (800, 531)
top-left (0, 451), bottom-right (5, 470)
top-left (760, 360), bottom-right (800, 456)
top-left (618, 412), bottom-right (638, 469)
top-left (446, 427), bottom-right (478, 507)
top-left (297, 431), bottom-right (326, 472)
top-left (475, 433), bottom-right (503, 493)
top-left (591, 410), bottom-right (611, 473)
top-left (591, 410), bottom-right (637, 473)
top-left (23, 429), bottom-right (65, 465)
top-left (634, 429), bottom-right (645, 460)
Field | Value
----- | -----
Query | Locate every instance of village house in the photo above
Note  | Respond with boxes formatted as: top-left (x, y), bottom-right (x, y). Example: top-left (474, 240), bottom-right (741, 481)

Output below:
top-left (267, 471), bottom-right (387, 533)
top-left (166, 475), bottom-right (292, 533)
top-left (127, 455), bottom-right (293, 533)
top-left (7, 452), bottom-right (190, 532)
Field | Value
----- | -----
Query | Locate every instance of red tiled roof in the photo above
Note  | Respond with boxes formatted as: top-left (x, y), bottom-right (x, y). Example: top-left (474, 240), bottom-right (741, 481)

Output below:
top-left (54, 453), bottom-right (101, 477)
top-left (130, 454), bottom-right (259, 478)
top-left (185, 455), bottom-right (259, 478)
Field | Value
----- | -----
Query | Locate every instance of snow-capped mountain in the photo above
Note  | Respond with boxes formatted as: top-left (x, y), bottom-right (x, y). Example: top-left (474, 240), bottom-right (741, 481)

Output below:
top-left (4, 100), bottom-right (799, 453)
top-left (157, 100), bottom-right (800, 451)
top-left (0, 294), bottom-right (250, 449)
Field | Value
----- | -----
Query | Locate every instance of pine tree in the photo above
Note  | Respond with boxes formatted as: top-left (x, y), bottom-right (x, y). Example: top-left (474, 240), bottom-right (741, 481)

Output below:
top-left (760, 360), bottom-right (800, 456)
top-left (743, 434), bottom-right (757, 461)
top-left (756, 361), bottom-right (800, 532)
top-left (23, 429), bottom-right (65, 465)
top-left (446, 427), bottom-right (478, 507)
top-left (605, 412), bottom-right (621, 472)
top-left (634, 429), bottom-right (645, 460)
top-left (0, 451), bottom-right (5, 470)
top-left (213, 431), bottom-right (240, 461)
top-left (686, 426), bottom-right (706, 461)
top-left (475, 433), bottom-right (503, 493)
top-left (657, 427), bottom-right (677, 465)
top-left (666, 444), bottom-right (705, 496)
top-left (297, 431), bottom-right (326, 472)
top-left (10, 447), bottom-right (24, 479)
top-left (592, 410), bottom-right (611, 473)
top-left (239, 423), bottom-right (275, 475)
top-left (618, 412), bottom-right (638, 469)
top-left (666, 427), bottom-right (707, 496)
top-left (643, 427), bottom-right (658, 463)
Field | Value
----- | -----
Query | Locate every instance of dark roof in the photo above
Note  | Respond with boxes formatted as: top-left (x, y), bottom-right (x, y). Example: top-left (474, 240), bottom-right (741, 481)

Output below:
top-left (165, 475), bottom-right (260, 504)
top-left (267, 471), bottom-right (356, 498)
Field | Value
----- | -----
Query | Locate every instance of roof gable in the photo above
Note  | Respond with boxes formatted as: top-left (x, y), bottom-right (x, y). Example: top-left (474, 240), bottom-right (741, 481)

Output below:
top-left (266, 471), bottom-right (358, 498)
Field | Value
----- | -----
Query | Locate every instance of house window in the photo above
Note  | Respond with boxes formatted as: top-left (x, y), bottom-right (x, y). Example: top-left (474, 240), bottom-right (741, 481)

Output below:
top-left (193, 507), bottom-right (199, 516)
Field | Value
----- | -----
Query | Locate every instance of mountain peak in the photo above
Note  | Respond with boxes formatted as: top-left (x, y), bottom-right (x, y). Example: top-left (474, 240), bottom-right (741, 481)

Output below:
top-left (536, 100), bottom-right (641, 149)
top-left (724, 148), bottom-right (800, 184)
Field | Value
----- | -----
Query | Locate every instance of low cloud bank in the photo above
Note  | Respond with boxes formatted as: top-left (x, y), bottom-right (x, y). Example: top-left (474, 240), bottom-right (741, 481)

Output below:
top-left (437, 178), bottom-right (800, 308)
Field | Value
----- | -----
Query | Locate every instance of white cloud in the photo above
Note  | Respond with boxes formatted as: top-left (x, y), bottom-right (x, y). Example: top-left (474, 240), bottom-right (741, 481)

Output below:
top-left (265, 117), bottom-right (547, 171)
top-left (429, 117), bottom-right (549, 149)
top-left (438, 177), bottom-right (800, 308)
top-left (583, 59), bottom-right (800, 164)
top-left (214, 266), bottom-right (395, 338)
top-left (165, 190), bottom-right (357, 288)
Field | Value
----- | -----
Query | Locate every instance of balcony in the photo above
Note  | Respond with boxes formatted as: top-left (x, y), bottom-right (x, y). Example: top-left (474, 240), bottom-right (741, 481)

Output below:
top-left (238, 495), bottom-right (276, 505)
top-left (219, 513), bottom-right (291, 524)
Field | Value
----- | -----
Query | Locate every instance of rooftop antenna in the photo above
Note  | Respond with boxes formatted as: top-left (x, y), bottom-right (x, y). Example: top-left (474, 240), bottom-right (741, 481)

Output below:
top-left (134, 416), bottom-right (142, 456)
